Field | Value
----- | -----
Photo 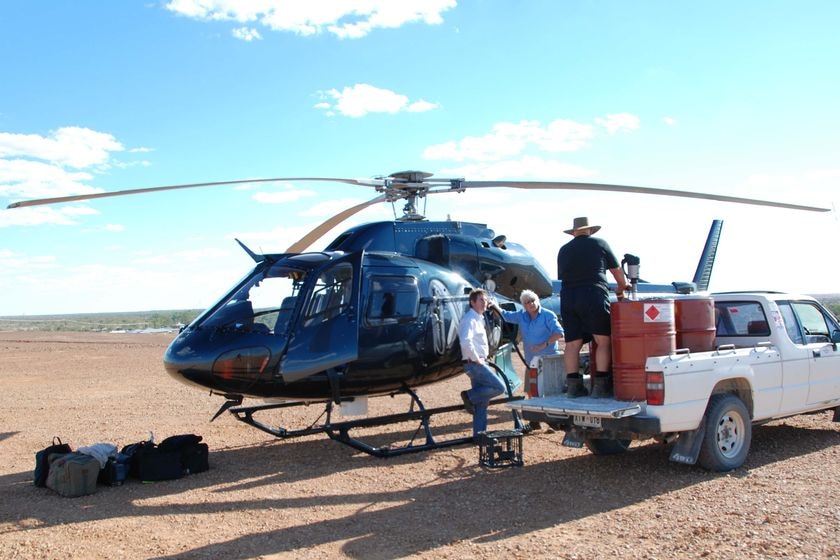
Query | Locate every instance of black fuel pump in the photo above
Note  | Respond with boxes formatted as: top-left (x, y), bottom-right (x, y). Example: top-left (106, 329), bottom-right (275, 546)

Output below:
top-left (622, 253), bottom-right (641, 298)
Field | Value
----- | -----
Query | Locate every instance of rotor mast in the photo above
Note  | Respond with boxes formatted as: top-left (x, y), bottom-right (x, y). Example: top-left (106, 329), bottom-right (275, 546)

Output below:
top-left (376, 170), bottom-right (465, 221)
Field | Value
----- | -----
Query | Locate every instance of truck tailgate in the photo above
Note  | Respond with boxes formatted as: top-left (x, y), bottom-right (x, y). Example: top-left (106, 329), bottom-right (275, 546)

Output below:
top-left (507, 396), bottom-right (643, 419)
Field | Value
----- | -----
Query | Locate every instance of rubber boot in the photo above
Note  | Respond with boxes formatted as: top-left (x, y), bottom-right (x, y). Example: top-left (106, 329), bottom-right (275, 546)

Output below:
top-left (590, 374), bottom-right (612, 398)
top-left (565, 374), bottom-right (589, 398)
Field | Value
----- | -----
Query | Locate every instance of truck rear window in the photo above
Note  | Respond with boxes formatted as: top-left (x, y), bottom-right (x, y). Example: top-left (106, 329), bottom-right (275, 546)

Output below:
top-left (714, 302), bottom-right (770, 336)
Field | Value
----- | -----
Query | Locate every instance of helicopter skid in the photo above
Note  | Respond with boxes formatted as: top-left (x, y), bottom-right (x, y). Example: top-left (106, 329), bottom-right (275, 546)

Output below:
top-left (227, 390), bottom-right (525, 458)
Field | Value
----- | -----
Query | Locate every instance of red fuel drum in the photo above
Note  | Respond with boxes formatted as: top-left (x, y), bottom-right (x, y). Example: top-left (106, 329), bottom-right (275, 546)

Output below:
top-left (674, 295), bottom-right (716, 352)
top-left (611, 299), bottom-right (676, 400)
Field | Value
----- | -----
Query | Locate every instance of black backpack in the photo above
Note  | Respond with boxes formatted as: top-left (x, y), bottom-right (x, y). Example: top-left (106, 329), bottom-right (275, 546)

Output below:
top-left (121, 434), bottom-right (209, 482)
top-left (34, 437), bottom-right (72, 487)
top-left (158, 434), bottom-right (209, 476)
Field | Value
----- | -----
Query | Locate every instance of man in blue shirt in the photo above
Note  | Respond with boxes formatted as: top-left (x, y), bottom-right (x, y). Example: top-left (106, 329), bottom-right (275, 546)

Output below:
top-left (489, 289), bottom-right (564, 367)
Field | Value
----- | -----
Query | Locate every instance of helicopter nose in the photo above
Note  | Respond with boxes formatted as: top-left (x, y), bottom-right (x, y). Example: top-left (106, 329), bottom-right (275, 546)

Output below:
top-left (163, 330), bottom-right (274, 394)
top-left (163, 338), bottom-right (215, 391)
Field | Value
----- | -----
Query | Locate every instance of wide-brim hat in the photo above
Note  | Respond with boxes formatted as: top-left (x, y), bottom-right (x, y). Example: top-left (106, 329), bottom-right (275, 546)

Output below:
top-left (564, 216), bottom-right (601, 235)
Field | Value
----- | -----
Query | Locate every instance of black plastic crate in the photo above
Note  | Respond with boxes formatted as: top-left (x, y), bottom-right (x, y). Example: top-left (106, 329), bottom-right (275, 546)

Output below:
top-left (477, 429), bottom-right (523, 468)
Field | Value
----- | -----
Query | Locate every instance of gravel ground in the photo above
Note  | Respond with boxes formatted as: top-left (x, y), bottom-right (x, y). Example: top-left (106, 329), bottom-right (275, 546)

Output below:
top-left (1, 331), bottom-right (839, 559)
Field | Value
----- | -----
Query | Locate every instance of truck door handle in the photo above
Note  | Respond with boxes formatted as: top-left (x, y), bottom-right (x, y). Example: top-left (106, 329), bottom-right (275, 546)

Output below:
top-left (813, 345), bottom-right (835, 358)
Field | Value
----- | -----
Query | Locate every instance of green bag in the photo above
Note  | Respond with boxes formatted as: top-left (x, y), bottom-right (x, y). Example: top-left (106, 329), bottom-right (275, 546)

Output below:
top-left (45, 452), bottom-right (99, 497)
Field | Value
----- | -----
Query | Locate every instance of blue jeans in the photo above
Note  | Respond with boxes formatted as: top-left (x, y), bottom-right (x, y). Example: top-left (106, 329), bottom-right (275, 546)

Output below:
top-left (463, 362), bottom-right (507, 436)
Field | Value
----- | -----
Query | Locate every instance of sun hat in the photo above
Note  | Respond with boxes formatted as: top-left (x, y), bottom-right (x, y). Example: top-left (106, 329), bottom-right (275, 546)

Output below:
top-left (564, 216), bottom-right (601, 235)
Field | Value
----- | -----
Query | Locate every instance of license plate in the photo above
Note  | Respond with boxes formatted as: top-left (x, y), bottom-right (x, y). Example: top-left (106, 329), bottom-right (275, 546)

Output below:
top-left (573, 414), bottom-right (602, 428)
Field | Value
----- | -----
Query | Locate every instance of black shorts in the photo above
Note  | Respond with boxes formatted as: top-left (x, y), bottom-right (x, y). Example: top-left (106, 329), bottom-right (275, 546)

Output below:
top-left (560, 285), bottom-right (612, 341)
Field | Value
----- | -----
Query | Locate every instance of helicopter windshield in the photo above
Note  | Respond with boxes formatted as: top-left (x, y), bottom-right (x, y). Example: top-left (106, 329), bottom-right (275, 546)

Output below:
top-left (200, 263), bottom-right (306, 334)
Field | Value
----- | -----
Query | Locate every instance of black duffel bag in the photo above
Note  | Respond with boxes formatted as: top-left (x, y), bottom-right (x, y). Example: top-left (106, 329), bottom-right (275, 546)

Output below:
top-left (34, 437), bottom-right (72, 487)
top-left (158, 434), bottom-right (209, 476)
top-left (121, 434), bottom-right (208, 482)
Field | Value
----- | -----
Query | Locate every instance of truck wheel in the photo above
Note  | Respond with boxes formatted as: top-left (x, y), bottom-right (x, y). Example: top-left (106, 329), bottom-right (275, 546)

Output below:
top-left (698, 394), bottom-right (751, 471)
top-left (585, 437), bottom-right (631, 455)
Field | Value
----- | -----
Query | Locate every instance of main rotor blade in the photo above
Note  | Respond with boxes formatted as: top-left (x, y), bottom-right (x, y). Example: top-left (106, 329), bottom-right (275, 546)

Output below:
top-left (5, 176), bottom-right (381, 209)
top-left (460, 180), bottom-right (830, 212)
top-left (286, 194), bottom-right (388, 253)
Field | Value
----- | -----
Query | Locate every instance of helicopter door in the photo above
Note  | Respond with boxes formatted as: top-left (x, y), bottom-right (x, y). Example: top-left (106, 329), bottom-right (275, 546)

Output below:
top-left (280, 252), bottom-right (362, 383)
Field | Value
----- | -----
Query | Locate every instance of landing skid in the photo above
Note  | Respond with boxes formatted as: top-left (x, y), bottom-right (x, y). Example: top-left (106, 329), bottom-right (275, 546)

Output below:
top-left (227, 386), bottom-right (526, 457)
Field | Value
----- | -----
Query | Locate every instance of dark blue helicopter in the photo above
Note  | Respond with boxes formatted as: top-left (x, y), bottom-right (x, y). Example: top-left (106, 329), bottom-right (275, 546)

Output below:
top-left (169, 221), bottom-right (535, 401)
top-left (8, 171), bottom-right (828, 455)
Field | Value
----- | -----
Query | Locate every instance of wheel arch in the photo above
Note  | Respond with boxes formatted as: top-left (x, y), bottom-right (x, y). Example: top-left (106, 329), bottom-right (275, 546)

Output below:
top-left (711, 378), bottom-right (754, 419)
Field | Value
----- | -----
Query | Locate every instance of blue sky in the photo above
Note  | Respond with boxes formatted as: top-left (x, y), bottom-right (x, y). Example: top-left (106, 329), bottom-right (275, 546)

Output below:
top-left (1, 1), bottom-right (838, 316)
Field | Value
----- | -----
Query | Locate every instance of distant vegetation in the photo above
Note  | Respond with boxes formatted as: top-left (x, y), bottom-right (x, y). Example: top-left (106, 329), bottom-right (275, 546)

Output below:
top-left (1, 296), bottom-right (838, 332)
top-left (0, 310), bottom-right (203, 332)
top-left (817, 294), bottom-right (840, 319)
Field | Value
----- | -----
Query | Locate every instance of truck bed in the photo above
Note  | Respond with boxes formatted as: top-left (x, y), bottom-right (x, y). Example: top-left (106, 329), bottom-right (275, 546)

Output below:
top-left (509, 395), bottom-right (642, 419)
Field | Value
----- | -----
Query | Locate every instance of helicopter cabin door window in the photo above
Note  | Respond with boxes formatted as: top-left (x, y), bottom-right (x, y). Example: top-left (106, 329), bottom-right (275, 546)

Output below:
top-left (304, 264), bottom-right (353, 326)
top-left (366, 276), bottom-right (419, 325)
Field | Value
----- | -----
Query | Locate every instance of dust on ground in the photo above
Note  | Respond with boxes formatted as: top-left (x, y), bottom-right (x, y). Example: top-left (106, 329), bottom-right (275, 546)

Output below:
top-left (1, 331), bottom-right (839, 559)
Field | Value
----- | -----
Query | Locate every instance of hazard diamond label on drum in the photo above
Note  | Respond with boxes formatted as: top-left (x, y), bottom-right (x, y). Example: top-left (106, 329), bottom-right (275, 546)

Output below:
top-left (644, 302), bottom-right (673, 322)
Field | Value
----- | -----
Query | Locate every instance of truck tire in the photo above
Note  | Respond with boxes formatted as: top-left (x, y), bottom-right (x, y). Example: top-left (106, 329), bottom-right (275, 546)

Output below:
top-left (584, 437), bottom-right (631, 455)
top-left (698, 394), bottom-right (751, 471)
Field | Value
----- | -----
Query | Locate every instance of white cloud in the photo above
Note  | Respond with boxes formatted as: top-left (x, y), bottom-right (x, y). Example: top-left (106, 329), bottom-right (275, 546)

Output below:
top-left (231, 198), bottom-right (393, 252)
top-left (134, 246), bottom-right (231, 266)
top-left (407, 99), bottom-right (440, 113)
top-left (61, 206), bottom-right (99, 217)
top-left (742, 169), bottom-right (840, 204)
top-left (663, 116), bottom-right (678, 126)
top-left (300, 198), bottom-right (370, 217)
top-left (317, 84), bottom-right (439, 118)
top-left (165, 0), bottom-right (457, 39)
top-left (595, 112), bottom-right (640, 135)
top-left (1, 258), bottom-right (240, 314)
top-left (0, 127), bottom-right (123, 168)
top-left (0, 158), bottom-right (101, 199)
top-left (232, 26), bottom-right (262, 41)
top-left (252, 188), bottom-right (317, 204)
top-left (423, 119), bottom-right (595, 162)
top-left (0, 127), bottom-right (128, 221)
top-left (0, 251), bottom-right (58, 270)
top-left (438, 156), bottom-right (596, 181)
top-left (0, 205), bottom-right (98, 228)
top-left (0, 127), bottom-right (164, 229)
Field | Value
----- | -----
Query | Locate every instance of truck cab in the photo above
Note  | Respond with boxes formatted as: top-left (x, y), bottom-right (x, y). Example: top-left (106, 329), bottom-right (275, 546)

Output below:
top-left (507, 292), bottom-right (840, 471)
top-left (713, 292), bottom-right (840, 413)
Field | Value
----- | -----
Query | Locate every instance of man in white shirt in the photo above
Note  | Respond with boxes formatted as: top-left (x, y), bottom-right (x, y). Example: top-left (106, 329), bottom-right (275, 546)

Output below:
top-left (458, 288), bottom-right (507, 437)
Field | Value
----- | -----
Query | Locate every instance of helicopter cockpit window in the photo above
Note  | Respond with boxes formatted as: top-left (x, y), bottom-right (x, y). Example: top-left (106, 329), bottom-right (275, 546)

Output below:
top-left (366, 276), bottom-right (419, 325)
top-left (201, 264), bottom-right (304, 333)
top-left (303, 264), bottom-right (353, 326)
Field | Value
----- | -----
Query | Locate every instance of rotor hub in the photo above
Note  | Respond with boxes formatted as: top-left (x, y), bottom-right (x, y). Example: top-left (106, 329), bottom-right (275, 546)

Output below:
top-left (372, 171), bottom-right (465, 221)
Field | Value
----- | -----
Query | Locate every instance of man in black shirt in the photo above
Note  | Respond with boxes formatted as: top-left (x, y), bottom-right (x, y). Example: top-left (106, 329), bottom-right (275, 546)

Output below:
top-left (557, 217), bottom-right (629, 397)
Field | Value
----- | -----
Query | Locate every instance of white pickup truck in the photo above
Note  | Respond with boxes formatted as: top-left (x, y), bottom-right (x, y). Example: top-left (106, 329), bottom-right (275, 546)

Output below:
top-left (507, 292), bottom-right (840, 471)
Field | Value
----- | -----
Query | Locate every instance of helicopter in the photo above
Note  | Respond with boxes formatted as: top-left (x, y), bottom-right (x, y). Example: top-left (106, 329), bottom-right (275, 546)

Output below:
top-left (7, 171), bottom-right (830, 455)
